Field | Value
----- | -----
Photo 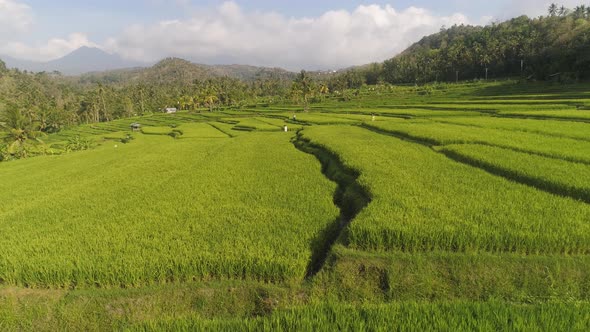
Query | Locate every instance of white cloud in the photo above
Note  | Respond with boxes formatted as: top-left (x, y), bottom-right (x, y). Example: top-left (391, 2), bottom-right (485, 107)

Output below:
top-left (0, 33), bottom-right (98, 61)
top-left (0, 0), bottom-right (97, 61)
top-left (106, 1), bottom-right (472, 70)
top-left (3, 1), bottom-right (585, 68)
top-left (0, 0), bottom-right (32, 36)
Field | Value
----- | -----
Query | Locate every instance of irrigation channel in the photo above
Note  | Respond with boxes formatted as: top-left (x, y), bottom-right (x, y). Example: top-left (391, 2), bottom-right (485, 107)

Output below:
top-left (292, 131), bottom-right (372, 278)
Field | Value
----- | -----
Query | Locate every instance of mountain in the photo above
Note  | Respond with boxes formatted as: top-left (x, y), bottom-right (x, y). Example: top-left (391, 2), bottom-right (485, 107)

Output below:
top-left (209, 64), bottom-right (296, 81)
top-left (0, 46), bottom-right (310, 82)
top-left (1, 47), bottom-right (147, 75)
top-left (76, 57), bottom-right (297, 85)
top-left (0, 55), bottom-right (42, 72)
top-left (1, 48), bottom-right (296, 80)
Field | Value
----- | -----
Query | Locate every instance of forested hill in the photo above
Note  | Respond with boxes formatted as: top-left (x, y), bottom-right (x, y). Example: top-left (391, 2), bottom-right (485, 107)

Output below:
top-left (347, 4), bottom-right (590, 85)
top-left (76, 58), bottom-right (296, 85)
top-left (391, 5), bottom-right (590, 82)
top-left (2, 3), bottom-right (590, 160)
top-left (0, 56), bottom-right (296, 146)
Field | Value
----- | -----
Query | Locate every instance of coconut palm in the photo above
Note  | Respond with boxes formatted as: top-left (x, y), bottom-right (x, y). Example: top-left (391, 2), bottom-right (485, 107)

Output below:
top-left (293, 70), bottom-right (314, 111)
top-left (548, 3), bottom-right (558, 16)
top-left (573, 5), bottom-right (586, 19)
top-left (558, 6), bottom-right (568, 16)
top-left (318, 84), bottom-right (329, 102)
top-left (178, 95), bottom-right (192, 111)
top-left (191, 96), bottom-right (201, 112)
top-left (1, 107), bottom-right (45, 158)
top-left (203, 94), bottom-right (219, 112)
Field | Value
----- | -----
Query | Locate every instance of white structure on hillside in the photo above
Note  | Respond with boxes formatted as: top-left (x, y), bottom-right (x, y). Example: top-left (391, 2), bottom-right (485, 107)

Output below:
top-left (165, 108), bottom-right (177, 114)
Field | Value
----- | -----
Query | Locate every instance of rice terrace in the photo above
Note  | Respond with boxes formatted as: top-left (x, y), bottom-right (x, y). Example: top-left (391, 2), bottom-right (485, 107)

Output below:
top-left (1, 1), bottom-right (590, 331)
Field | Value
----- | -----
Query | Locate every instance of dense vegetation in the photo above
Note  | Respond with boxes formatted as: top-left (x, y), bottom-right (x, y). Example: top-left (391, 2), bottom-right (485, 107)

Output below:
top-left (0, 59), bottom-right (298, 159)
top-left (1, 79), bottom-right (589, 329)
top-left (3, 3), bottom-right (590, 161)
top-left (1, 5), bottom-right (590, 329)
top-left (330, 3), bottom-right (590, 86)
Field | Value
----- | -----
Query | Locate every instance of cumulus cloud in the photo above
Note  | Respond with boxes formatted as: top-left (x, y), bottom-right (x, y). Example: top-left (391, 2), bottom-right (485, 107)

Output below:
top-left (0, 0), bottom-right (98, 61)
top-left (0, 33), bottom-right (98, 61)
top-left (0, 0), bottom-right (33, 36)
top-left (106, 1), bottom-right (471, 70)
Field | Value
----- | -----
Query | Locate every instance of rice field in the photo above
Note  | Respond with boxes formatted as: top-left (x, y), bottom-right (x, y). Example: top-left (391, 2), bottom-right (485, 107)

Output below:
top-left (300, 125), bottom-right (590, 254)
top-left (499, 110), bottom-right (590, 121)
top-left (314, 245), bottom-right (590, 302)
top-left (432, 116), bottom-right (590, 140)
top-left (136, 302), bottom-right (590, 331)
top-left (439, 144), bottom-right (590, 203)
top-left (364, 120), bottom-right (590, 164)
top-left (0, 132), bottom-right (338, 287)
top-left (2, 80), bottom-right (590, 329)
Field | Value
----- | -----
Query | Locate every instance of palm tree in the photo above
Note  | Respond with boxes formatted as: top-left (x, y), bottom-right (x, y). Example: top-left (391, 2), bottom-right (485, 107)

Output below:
top-left (318, 84), bottom-right (329, 101)
top-left (191, 96), bottom-right (201, 112)
top-left (79, 95), bottom-right (99, 124)
top-left (135, 85), bottom-right (146, 115)
top-left (96, 84), bottom-right (111, 122)
top-left (35, 108), bottom-right (51, 132)
top-left (548, 3), bottom-right (558, 16)
top-left (558, 6), bottom-right (568, 16)
top-left (203, 94), bottom-right (218, 112)
top-left (290, 85), bottom-right (303, 104)
top-left (178, 95), bottom-right (192, 110)
top-left (1, 107), bottom-right (44, 158)
top-left (573, 6), bottom-right (586, 19)
top-left (294, 70), bottom-right (314, 111)
top-left (123, 96), bottom-right (134, 118)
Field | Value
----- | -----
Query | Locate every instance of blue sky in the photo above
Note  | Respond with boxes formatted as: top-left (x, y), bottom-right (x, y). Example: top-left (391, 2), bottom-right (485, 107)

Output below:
top-left (0, 0), bottom-right (576, 69)
top-left (24, 0), bottom-right (521, 40)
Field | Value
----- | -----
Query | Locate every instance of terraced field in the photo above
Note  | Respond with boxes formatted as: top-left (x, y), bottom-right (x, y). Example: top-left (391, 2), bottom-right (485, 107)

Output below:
top-left (364, 120), bottom-right (590, 164)
top-left (0, 131), bottom-right (339, 287)
top-left (2, 81), bottom-right (590, 330)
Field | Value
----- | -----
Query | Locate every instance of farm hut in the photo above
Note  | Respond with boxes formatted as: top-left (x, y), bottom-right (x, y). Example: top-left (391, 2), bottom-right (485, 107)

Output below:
top-left (130, 123), bottom-right (141, 132)
top-left (165, 107), bottom-right (178, 114)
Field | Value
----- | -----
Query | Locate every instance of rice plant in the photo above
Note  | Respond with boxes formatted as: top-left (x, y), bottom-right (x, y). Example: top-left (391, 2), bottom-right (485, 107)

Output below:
top-left (300, 125), bottom-right (590, 254)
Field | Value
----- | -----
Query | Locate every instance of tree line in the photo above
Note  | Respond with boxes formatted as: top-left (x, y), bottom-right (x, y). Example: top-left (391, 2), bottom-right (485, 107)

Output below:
top-left (331, 3), bottom-right (590, 86)
top-left (2, 4), bottom-right (590, 159)
top-left (0, 58), bottom-right (294, 159)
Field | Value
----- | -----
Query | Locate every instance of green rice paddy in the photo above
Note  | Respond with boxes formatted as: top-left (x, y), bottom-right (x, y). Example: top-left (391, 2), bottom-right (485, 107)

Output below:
top-left (1, 80), bottom-right (590, 330)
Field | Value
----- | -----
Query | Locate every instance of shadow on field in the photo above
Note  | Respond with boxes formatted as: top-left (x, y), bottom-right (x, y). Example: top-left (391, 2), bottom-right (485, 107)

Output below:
top-left (292, 132), bottom-right (372, 278)
top-left (440, 148), bottom-right (590, 205)
top-left (471, 81), bottom-right (590, 100)
top-left (359, 124), bottom-right (590, 206)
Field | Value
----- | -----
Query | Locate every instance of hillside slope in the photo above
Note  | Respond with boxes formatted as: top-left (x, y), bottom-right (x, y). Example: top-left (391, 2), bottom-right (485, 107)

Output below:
top-left (76, 58), bottom-right (296, 85)
top-left (384, 13), bottom-right (590, 83)
top-left (330, 8), bottom-right (590, 88)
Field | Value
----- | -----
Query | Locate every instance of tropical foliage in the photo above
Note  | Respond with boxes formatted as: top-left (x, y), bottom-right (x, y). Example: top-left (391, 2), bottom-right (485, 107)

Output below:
top-left (329, 3), bottom-right (590, 86)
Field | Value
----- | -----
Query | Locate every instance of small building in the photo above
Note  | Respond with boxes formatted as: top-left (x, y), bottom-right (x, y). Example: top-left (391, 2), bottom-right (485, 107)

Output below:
top-left (165, 108), bottom-right (178, 114)
top-left (130, 123), bottom-right (141, 132)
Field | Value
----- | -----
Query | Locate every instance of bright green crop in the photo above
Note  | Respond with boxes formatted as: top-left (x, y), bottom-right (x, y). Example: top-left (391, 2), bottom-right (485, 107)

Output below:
top-left (0, 132), bottom-right (338, 287)
top-left (301, 125), bottom-right (590, 254)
